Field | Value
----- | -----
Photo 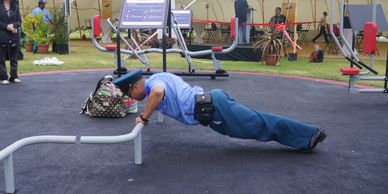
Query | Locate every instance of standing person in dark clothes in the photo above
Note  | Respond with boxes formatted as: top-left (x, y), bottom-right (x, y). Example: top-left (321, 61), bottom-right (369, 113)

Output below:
top-left (312, 11), bottom-right (329, 43)
top-left (234, 0), bottom-right (249, 44)
top-left (270, 7), bottom-right (287, 25)
top-left (0, 0), bottom-right (21, 85)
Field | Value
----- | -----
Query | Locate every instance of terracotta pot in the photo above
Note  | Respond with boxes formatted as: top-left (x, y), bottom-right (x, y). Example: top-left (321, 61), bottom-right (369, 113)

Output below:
top-left (25, 42), bottom-right (34, 52)
top-left (38, 43), bottom-right (49, 54)
top-left (265, 54), bottom-right (279, 66)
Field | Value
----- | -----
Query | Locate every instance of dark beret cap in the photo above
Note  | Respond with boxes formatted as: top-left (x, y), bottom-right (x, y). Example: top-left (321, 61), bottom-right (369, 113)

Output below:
top-left (113, 69), bottom-right (143, 93)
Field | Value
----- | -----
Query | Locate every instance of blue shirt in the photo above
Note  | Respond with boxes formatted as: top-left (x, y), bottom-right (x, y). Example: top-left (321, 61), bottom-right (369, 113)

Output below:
top-left (32, 7), bottom-right (51, 21)
top-left (145, 73), bottom-right (203, 125)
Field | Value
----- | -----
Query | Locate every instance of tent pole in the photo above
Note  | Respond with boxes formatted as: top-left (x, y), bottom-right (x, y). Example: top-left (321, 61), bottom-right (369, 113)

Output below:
top-left (74, 0), bottom-right (82, 39)
top-left (314, 0), bottom-right (317, 29)
top-left (52, 0), bottom-right (56, 9)
top-left (97, 0), bottom-right (101, 17)
top-left (262, 0), bottom-right (264, 24)
top-left (20, 0), bottom-right (25, 16)
top-left (184, 0), bottom-right (198, 9)
top-left (294, 0), bottom-right (298, 45)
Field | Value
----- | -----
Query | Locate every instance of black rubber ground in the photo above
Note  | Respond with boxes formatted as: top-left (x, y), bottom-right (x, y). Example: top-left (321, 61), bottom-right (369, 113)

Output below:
top-left (0, 71), bottom-right (387, 194)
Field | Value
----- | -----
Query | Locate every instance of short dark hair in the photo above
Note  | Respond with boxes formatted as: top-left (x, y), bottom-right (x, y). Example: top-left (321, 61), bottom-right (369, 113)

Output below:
top-left (276, 7), bottom-right (282, 11)
top-left (323, 11), bottom-right (328, 15)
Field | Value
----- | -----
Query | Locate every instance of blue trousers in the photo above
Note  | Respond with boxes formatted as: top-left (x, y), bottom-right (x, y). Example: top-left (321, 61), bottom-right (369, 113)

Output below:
top-left (208, 89), bottom-right (317, 149)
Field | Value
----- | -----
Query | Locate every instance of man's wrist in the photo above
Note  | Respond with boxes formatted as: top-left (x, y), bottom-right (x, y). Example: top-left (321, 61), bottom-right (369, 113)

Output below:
top-left (140, 113), bottom-right (149, 123)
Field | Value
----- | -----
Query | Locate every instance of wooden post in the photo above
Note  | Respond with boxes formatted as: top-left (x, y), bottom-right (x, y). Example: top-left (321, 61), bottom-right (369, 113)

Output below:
top-left (52, 0), bottom-right (56, 9)
top-left (74, 0), bottom-right (82, 39)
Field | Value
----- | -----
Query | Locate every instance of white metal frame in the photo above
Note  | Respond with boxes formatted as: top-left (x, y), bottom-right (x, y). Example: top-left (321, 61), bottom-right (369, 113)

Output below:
top-left (330, 0), bottom-right (387, 93)
top-left (0, 123), bottom-right (145, 194)
top-left (92, 16), bottom-right (239, 63)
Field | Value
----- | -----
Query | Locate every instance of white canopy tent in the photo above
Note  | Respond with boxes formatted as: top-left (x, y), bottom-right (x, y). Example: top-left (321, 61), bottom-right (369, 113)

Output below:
top-left (18, 0), bottom-right (388, 31)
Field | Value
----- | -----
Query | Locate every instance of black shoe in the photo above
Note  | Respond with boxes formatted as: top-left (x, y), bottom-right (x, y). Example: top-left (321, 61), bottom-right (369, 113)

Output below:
top-left (312, 39), bottom-right (316, 43)
top-left (300, 128), bottom-right (327, 153)
top-left (215, 69), bottom-right (227, 74)
top-left (113, 68), bottom-right (128, 75)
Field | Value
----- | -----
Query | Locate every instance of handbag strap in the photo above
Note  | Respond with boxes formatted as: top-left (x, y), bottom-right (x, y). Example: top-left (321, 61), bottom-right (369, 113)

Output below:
top-left (93, 75), bottom-right (114, 96)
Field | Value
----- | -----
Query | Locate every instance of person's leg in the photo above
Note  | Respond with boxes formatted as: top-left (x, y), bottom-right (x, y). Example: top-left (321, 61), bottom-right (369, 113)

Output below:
top-left (8, 44), bottom-right (19, 81)
top-left (0, 46), bottom-right (8, 81)
top-left (241, 24), bottom-right (247, 44)
top-left (209, 89), bottom-right (318, 149)
top-left (312, 27), bottom-right (323, 42)
top-left (238, 26), bottom-right (244, 44)
top-left (33, 40), bottom-right (38, 53)
top-left (321, 26), bottom-right (329, 43)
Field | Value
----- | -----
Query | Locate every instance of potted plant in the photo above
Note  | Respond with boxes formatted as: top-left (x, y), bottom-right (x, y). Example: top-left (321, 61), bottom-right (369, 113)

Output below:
top-left (18, 31), bottom-right (26, 60)
top-left (50, 7), bottom-right (69, 54)
top-left (21, 13), bottom-right (36, 52)
top-left (252, 29), bottom-right (283, 66)
top-left (34, 13), bottom-right (51, 54)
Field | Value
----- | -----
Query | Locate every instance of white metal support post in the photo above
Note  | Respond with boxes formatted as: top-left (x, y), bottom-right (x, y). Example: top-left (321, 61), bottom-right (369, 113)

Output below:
top-left (134, 133), bottom-right (142, 165)
top-left (4, 154), bottom-right (15, 194)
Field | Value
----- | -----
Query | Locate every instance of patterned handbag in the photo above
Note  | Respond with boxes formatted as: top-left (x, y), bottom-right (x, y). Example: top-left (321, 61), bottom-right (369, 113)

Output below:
top-left (81, 76), bottom-right (129, 118)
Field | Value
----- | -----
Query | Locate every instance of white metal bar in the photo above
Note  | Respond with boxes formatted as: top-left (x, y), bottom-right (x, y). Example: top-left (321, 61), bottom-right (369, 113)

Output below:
top-left (93, 18), bottom-right (240, 58)
top-left (134, 133), bottom-right (142, 165)
top-left (330, 0), bottom-right (348, 57)
top-left (340, 0), bottom-right (360, 61)
top-left (0, 136), bottom-right (77, 161)
top-left (359, 76), bottom-right (386, 80)
top-left (157, 111), bottom-right (164, 123)
top-left (0, 124), bottom-right (144, 192)
top-left (4, 154), bottom-right (15, 194)
top-left (106, 19), bottom-right (148, 65)
top-left (359, 89), bottom-right (386, 93)
top-left (372, 0), bottom-right (377, 22)
top-left (80, 123), bottom-right (144, 144)
top-left (171, 13), bottom-right (195, 70)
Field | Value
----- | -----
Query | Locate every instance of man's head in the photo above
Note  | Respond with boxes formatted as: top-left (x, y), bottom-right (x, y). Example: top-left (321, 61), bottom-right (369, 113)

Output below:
top-left (38, 0), bottom-right (46, 9)
top-left (275, 7), bottom-right (282, 16)
top-left (126, 78), bottom-right (146, 100)
top-left (113, 70), bottom-right (147, 101)
top-left (323, 11), bottom-right (328, 17)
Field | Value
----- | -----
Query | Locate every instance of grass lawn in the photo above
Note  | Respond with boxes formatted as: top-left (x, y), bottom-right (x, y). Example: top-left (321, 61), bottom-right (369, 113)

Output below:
top-left (17, 41), bottom-right (387, 87)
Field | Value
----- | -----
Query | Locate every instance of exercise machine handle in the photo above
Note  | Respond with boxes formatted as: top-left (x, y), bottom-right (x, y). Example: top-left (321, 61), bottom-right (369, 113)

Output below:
top-left (358, 60), bottom-right (378, 75)
top-left (345, 57), bottom-right (378, 75)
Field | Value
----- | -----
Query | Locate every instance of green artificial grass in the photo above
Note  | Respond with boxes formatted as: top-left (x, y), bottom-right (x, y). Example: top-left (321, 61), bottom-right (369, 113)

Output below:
top-left (16, 41), bottom-right (387, 88)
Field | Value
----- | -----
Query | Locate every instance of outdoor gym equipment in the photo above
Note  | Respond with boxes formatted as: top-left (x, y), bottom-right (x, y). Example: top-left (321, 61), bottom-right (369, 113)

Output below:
top-left (330, 0), bottom-right (388, 93)
top-left (107, 18), bottom-right (151, 70)
top-left (91, 15), bottom-right (150, 74)
top-left (92, 0), bottom-right (239, 79)
top-left (0, 123), bottom-right (145, 194)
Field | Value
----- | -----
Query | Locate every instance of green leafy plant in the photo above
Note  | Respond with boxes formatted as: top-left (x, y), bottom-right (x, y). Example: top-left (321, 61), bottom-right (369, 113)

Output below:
top-left (50, 7), bottom-right (68, 45)
top-left (19, 31), bottom-right (26, 50)
top-left (34, 13), bottom-right (51, 44)
top-left (21, 13), bottom-right (36, 43)
top-left (252, 28), bottom-right (283, 65)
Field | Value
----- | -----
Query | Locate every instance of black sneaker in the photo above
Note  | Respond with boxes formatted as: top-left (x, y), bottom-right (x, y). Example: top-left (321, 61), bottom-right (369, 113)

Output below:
top-left (300, 128), bottom-right (327, 153)
top-left (215, 69), bottom-right (227, 74)
top-left (113, 68), bottom-right (128, 75)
